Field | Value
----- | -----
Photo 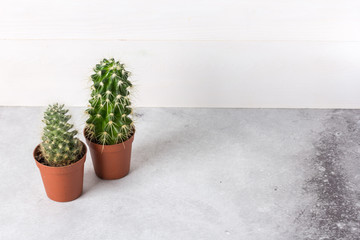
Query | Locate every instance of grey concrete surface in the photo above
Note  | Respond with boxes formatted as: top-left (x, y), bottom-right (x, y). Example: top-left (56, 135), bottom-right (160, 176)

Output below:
top-left (0, 107), bottom-right (360, 240)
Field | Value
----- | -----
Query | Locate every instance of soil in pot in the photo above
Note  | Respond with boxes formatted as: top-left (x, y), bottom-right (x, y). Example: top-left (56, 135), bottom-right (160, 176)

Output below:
top-left (33, 141), bottom-right (87, 202)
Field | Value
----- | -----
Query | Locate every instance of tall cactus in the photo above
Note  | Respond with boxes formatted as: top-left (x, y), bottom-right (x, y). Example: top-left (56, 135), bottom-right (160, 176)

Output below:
top-left (85, 58), bottom-right (134, 145)
top-left (40, 103), bottom-right (83, 166)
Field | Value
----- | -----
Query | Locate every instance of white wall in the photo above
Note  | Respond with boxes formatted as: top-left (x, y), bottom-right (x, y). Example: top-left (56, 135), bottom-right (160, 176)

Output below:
top-left (1, 0), bottom-right (360, 108)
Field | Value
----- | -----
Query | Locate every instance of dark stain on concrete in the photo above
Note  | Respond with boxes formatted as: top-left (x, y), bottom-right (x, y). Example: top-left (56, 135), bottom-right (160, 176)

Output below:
top-left (306, 132), bottom-right (359, 239)
top-left (298, 110), bottom-right (360, 240)
top-left (134, 112), bottom-right (144, 118)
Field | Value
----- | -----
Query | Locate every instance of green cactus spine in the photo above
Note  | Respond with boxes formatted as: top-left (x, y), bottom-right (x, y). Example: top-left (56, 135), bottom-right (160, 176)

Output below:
top-left (85, 58), bottom-right (134, 145)
top-left (40, 103), bottom-right (83, 166)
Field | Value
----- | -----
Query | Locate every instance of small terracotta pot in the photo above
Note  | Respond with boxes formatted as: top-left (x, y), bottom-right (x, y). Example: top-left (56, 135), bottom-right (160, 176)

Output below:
top-left (85, 131), bottom-right (135, 180)
top-left (33, 142), bottom-right (87, 202)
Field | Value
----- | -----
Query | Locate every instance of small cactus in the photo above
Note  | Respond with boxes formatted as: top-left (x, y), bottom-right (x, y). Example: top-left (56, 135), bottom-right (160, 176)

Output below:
top-left (85, 58), bottom-right (134, 145)
top-left (40, 103), bottom-right (83, 166)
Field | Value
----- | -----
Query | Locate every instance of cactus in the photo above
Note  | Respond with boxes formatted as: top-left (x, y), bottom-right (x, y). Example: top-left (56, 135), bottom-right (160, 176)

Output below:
top-left (40, 103), bottom-right (83, 166)
top-left (85, 58), bottom-right (134, 145)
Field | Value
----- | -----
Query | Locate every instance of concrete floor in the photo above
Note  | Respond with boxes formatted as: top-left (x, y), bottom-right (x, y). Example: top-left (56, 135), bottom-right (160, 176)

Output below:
top-left (0, 107), bottom-right (360, 240)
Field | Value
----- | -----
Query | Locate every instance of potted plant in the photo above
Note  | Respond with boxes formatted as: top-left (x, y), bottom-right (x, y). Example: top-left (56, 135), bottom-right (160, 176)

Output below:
top-left (84, 58), bottom-right (135, 180)
top-left (33, 103), bottom-right (87, 202)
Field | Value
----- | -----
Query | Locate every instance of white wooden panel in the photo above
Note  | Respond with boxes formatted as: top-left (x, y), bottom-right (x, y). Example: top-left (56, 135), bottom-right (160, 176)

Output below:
top-left (0, 0), bottom-right (359, 41)
top-left (1, 40), bottom-right (360, 108)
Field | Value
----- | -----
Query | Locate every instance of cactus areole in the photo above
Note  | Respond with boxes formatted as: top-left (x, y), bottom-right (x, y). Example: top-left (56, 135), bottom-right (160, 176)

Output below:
top-left (85, 58), bottom-right (135, 145)
top-left (39, 103), bottom-right (83, 167)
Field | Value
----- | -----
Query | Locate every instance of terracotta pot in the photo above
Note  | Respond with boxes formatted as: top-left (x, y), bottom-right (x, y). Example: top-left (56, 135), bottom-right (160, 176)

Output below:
top-left (85, 131), bottom-right (135, 180)
top-left (33, 141), bottom-right (87, 202)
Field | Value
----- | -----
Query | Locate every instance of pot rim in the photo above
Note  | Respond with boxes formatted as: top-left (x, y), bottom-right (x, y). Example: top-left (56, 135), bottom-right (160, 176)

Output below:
top-left (33, 140), bottom-right (87, 169)
top-left (83, 128), bottom-right (135, 148)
